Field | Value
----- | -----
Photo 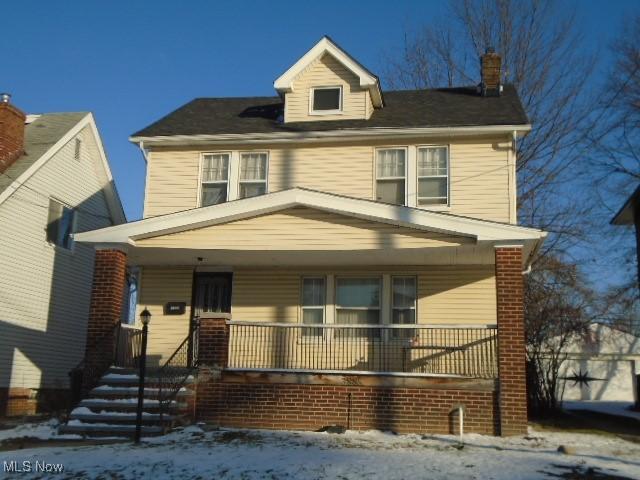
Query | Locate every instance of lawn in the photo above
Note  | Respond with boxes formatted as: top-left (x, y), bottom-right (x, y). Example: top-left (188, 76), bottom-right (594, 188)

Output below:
top-left (1, 421), bottom-right (639, 479)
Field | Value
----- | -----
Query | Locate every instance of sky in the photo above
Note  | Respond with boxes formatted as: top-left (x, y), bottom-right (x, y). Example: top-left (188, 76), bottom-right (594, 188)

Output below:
top-left (3, 0), bottom-right (638, 223)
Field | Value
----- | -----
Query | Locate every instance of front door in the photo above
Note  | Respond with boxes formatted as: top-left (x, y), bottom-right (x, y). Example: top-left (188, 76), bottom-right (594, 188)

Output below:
top-left (192, 272), bottom-right (232, 317)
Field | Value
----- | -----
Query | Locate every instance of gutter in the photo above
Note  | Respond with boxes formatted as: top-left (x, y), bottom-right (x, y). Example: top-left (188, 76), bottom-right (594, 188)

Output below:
top-left (130, 124), bottom-right (533, 147)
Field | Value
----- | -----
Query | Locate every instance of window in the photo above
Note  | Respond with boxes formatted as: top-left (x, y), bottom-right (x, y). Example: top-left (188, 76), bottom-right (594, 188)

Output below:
top-left (376, 149), bottom-right (406, 205)
top-left (74, 138), bottom-right (82, 161)
top-left (311, 87), bottom-right (342, 112)
top-left (201, 153), bottom-right (230, 206)
top-left (46, 199), bottom-right (75, 249)
top-left (122, 268), bottom-right (140, 325)
top-left (301, 277), bottom-right (325, 338)
top-left (239, 153), bottom-right (268, 199)
top-left (418, 147), bottom-right (449, 205)
top-left (335, 277), bottom-right (381, 338)
top-left (391, 276), bottom-right (417, 339)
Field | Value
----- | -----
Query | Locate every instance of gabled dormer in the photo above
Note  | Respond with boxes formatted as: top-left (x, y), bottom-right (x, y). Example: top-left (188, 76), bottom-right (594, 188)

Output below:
top-left (274, 36), bottom-right (384, 123)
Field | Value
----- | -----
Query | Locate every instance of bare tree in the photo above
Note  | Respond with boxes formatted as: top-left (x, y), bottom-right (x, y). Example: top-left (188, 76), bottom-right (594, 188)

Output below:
top-left (524, 256), bottom-right (595, 413)
top-left (384, 0), bottom-right (597, 255)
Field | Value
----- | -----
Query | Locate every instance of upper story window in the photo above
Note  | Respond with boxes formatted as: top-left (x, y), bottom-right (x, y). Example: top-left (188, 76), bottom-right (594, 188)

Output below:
top-left (418, 146), bottom-right (449, 206)
top-left (46, 199), bottom-right (76, 250)
top-left (239, 152), bottom-right (268, 199)
top-left (201, 153), bottom-right (230, 206)
top-left (310, 86), bottom-right (342, 114)
top-left (375, 148), bottom-right (406, 205)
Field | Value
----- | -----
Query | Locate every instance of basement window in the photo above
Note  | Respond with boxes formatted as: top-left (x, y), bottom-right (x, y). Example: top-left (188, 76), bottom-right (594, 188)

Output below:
top-left (310, 86), bottom-right (342, 113)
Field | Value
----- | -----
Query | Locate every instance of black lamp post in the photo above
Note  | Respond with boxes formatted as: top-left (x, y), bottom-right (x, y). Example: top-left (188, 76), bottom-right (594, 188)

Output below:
top-left (134, 307), bottom-right (151, 444)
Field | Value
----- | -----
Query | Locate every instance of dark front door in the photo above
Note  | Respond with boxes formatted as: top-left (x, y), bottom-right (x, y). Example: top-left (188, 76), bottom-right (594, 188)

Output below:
top-left (192, 272), bottom-right (232, 317)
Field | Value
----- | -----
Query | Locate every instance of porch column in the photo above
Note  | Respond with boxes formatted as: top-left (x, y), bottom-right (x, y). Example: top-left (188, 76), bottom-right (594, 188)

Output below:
top-left (84, 249), bottom-right (127, 370)
top-left (198, 316), bottom-right (229, 369)
top-left (495, 246), bottom-right (527, 436)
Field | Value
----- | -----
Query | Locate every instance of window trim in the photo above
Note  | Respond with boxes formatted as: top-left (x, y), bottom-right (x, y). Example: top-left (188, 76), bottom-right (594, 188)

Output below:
top-left (300, 276), bottom-right (327, 339)
top-left (374, 146), bottom-right (408, 206)
top-left (198, 151), bottom-right (231, 207)
top-left (46, 197), bottom-right (77, 252)
top-left (309, 85), bottom-right (343, 115)
top-left (416, 145), bottom-right (450, 208)
top-left (238, 151), bottom-right (269, 199)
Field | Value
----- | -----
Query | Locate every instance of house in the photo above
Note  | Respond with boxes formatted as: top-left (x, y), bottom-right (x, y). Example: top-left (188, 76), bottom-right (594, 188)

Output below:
top-left (612, 184), bottom-right (640, 287)
top-left (72, 37), bottom-right (547, 436)
top-left (555, 323), bottom-right (640, 404)
top-left (0, 95), bottom-right (125, 416)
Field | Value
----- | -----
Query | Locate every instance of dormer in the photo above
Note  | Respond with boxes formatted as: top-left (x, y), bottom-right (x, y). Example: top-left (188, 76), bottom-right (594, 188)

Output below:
top-left (274, 36), bottom-right (383, 123)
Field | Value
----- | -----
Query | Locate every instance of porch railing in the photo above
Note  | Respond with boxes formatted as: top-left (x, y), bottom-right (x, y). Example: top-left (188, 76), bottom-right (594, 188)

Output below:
top-left (227, 322), bottom-right (498, 378)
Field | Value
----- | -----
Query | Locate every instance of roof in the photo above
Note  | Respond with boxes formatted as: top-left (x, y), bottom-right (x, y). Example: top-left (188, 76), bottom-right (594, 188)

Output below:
top-left (0, 112), bottom-right (126, 224)
top-left (75, 187), bottom-right (546, 265)
top-left (131, 85), bottom-right (529, 139)
top-left (611, 184), bottom-right (640, 225)
top-left (274, 36), bottom-right (383, 108)
top-left (0, 112), bottom-right (88, 197)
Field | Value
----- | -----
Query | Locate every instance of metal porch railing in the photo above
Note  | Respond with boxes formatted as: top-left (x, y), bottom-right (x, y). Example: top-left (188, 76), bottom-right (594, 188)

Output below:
top-left (227, 322), bottom-right (498, 378)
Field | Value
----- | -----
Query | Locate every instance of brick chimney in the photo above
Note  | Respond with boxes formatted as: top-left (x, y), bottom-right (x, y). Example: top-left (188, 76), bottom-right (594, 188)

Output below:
top-left (0, 93), bottom-right (26, 174)
top-left (480, 48), bottom-right (502, 97)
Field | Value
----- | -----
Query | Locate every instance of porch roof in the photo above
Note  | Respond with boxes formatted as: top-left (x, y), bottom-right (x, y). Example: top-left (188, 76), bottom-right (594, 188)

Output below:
top-left (74, 188), bottom-right (546, 265)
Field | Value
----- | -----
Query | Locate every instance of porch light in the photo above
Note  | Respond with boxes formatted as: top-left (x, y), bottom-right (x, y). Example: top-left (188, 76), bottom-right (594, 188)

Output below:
top-left (140, 307), bottom-right (152, 325)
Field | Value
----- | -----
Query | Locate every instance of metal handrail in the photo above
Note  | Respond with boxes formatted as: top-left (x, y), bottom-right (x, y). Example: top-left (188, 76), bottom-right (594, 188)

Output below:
top-left (157, 319), bottom-right (200, 431)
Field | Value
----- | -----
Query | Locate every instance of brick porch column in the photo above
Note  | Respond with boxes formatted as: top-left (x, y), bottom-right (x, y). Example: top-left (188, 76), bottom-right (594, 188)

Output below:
top-left (495, 246), bottom-right (527, 436)
top-left (198, 316), bottom-right (229, 368)
top-left (84, 249), bottom-right (127, 368)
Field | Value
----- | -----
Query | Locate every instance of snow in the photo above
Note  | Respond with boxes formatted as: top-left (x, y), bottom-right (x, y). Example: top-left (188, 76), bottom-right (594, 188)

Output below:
top-left (1, 423), bottom-right (639, 479)
top-left (101, 373), bottom-right (140, 380)
top-left (0, 419), bottom-right (81, 441)
top-left (564, 400), bottom-right (640, 420)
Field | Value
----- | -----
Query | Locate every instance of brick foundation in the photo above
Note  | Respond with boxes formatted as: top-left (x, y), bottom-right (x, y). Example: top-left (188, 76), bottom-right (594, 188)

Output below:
top-left (495, 246), bottom-right (528, 436)
top-left (0, 387), bottom-right (71, 417)
top-left (196, 374), bottom-right (498, 435)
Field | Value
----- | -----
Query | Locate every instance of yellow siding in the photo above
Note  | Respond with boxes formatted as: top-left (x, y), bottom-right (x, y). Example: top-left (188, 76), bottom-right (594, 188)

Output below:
top-left (139, 267), bottom-right (193, 365)
top-left (136, 207), bottom-right (470, 250)
top-left (143, 137), bottom-right (511, 223)
top-left (285, 54), bottom-right (370, 123)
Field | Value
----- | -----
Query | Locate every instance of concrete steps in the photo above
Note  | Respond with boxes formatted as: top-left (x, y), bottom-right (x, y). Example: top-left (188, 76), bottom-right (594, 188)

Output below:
top-left (59, 367), bottom-right (195, 438)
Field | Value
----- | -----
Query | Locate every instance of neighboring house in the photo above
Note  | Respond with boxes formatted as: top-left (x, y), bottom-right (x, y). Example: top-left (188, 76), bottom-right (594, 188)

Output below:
top-left (555, 323), bottom-right (640, 404)
top-left (74, 37), bottom-right (546, 436)
top-left (612, 184), bottom-right (640, 287)
top-left (0, 95), bottom-right (125, 416)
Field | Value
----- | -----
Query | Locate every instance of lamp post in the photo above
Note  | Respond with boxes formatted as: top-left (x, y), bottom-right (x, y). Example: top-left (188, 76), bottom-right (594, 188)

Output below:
top-left (134, 307), bottom-right (151, 444)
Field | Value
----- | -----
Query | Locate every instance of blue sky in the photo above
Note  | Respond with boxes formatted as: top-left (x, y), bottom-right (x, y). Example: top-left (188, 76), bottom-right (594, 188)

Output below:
top-left (3, 0), bottom-right (637, 221)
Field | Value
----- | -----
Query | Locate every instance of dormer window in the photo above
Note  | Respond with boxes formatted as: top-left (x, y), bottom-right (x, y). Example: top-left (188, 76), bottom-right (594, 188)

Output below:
top-left (310, 86), bottom-right (342, 114)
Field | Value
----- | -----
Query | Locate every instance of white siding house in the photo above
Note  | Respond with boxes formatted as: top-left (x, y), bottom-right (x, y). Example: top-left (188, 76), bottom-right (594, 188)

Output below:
top-left (0, 105), bottom-right (125, 415)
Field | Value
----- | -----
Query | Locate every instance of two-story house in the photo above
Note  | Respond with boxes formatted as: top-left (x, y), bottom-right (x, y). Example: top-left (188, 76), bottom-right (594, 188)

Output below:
top-left (73, 37), bottom-right (546, 436)
top-left (0, 95), bottom-right (125, 416)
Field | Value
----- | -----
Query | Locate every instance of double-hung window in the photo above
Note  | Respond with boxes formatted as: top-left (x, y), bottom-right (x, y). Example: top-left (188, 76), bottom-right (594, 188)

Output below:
top-left (418, 147), bottom-right (449, 206)
top-left (335, 277), bottom-right (381, 338)
top-left (239, 152), bottom-right (268, 199)
top-left (375, 148), bottom-right (406, 205)
top-left (201, 153), bottom-right (230, 206)
top-left (391, 276), bottom-right (417, 339)
top-left (301, 277), bottom-right (325, 338)
top-left (46, 199), bottom-right (75, 250)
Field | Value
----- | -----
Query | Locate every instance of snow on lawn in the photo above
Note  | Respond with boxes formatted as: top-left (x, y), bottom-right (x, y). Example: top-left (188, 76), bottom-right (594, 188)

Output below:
top-left (0, 419), bottom-right (80, 442)
top-left (564, 400), bottom-right (640, 421)
top-left (1, 424), bottom-right (639, 479)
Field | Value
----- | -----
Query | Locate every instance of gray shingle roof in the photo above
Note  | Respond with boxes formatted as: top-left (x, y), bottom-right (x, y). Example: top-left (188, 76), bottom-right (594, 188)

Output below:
top-left (131, 85), bottom-right (528, 138)
top-left (0, 112), bottom-right (88, 196)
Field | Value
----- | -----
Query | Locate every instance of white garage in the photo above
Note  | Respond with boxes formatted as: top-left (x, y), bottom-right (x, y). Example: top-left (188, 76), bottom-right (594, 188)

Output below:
top-left (556, 323), bottom-right (639, 404)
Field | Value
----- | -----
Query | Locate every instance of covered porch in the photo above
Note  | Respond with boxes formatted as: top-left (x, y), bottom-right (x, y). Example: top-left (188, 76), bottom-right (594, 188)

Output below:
top-left (75, 188), bottom-right (545, 435)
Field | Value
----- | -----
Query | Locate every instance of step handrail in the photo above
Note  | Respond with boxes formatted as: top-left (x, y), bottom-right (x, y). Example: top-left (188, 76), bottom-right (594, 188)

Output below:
top-left (157, 318), bottom-right (200, 430)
